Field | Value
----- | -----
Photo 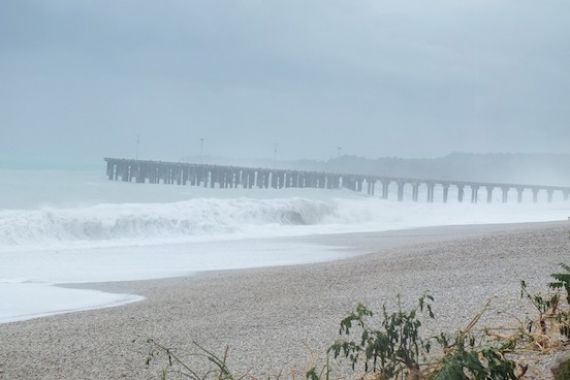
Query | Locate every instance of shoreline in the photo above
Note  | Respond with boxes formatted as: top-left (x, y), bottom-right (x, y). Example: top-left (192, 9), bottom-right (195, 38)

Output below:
top-left (0, 220), bottom-right (568, 379)
top-left (4, 220), bottom-right (557, 326)
top-left (61, 220), bottom-right (569, 291)
top-left (62, 219), bottom-right (567, 299)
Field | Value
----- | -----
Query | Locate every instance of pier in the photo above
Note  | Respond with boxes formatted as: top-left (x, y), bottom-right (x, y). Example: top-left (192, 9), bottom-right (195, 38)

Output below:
top-left (105, 158), bottom-right (570, 203)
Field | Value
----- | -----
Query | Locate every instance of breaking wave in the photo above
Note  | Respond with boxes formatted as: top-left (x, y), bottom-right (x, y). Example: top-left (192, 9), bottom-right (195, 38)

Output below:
top-left (1, 195), bottom-right (568, 252)
top-left (0, 197), bottom-right (348, 250)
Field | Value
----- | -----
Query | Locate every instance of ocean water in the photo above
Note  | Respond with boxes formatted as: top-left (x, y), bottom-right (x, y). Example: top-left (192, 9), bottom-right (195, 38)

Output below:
top-left (1, 168), bottom-right (569, 323)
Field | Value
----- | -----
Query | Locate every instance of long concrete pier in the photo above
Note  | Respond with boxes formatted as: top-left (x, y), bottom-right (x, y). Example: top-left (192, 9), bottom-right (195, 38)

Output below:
top-left (104, 158), bottom-right (570, 203)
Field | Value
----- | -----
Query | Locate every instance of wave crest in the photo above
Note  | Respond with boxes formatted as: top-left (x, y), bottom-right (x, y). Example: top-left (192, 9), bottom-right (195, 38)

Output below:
top-left (0, 198), bottom-right (339, 249)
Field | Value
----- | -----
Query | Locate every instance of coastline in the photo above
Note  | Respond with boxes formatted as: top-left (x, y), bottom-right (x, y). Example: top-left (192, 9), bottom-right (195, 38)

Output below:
top-left (0, 221), bottom-right (568, 379)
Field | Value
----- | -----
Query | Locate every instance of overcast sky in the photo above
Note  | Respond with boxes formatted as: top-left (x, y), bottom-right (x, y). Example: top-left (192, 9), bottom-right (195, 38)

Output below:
top-left (1, 0), bottom-right (569, 167)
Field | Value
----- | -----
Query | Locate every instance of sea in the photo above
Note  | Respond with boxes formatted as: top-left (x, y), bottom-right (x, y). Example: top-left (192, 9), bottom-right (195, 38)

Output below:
top-left (1, 168), bottom-right (569, 323)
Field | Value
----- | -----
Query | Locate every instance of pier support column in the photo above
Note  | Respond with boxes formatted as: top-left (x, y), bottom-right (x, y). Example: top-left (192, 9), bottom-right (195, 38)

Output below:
top-left (304, 174), bottom-right (311, 188)
top-left (136, 165), bottom-right (145, 183)
top-left (150, 167), bottom-right (158, 184)
top-left (355, 179), bottom-right (363, 193)
top-left (427, 184), bottom-right (435, 203)
top-left (457, 185), bottom-right (465, 203)
top-left (238, 171), bottom-right (244, 188)
top-left (106, 161), bottom-right (114, 180)
top-left (471, 186), bottom-right (479, 203)
top-left (564, 190), bottom-right (569, 201)
top-left (532, 188), bottom-right (539, 203)
top-left (397, 182), bottom-right (405, 202)
top-left (192, 168), bottom-right (199, 186)
top-left (412, 183), bottom-right (419, 202)
top-left (517, 188), bottom-right (524, 203)
top-left (501, 187), bottom-right (509, 203)
top-left (234, 171), bottom-right (241, 188)
top-left (222, 172), bottom-right (229, 188)
top-left (262, 172), bottom-right (269, 188)
top-left (119, 163), bottom-right (126, 182)
top-left (442, 185), bottom-right (449, 203)
top-left (248, 171), bottom-right (255, 188)
top-left (269, 172), bottom-right (276, 188)
top-left (331, 176), bottom-right (340, 189)
top-left (291, 173), bottom-right (299, 188)
top-left (226, 171), bottom-right (233, 188)
top-left (486, 186), bottom-right (494, 203)
top-left (282, 172), bottom-right (289, 188)
top-left (278, 172), bottom-right (286, 189)
top-left (547, 189), bottom-right (554, 203)
top-left (175, 167), bottom-right (182, 185)
top-left (309, 175), bottom-right (315, 188)
top-left (134, 165), bottom-right (140, 183)
top-left (381, 181), bottom-right (389, 199)
top-left (306, 174), bottom-right (312, 188)
top-left (228, 172), bottom-right (235, 188)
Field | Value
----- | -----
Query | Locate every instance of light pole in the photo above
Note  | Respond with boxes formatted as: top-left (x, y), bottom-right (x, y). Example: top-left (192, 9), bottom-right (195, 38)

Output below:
top-left (136, 134), bottom-right (140, 160)
top-left (273, 143), bottom-right (279, 166)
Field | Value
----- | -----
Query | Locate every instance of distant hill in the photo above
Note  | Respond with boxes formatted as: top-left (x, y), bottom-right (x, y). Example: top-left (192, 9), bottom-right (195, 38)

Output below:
top-left (181, 153), bottom-right (570, 186)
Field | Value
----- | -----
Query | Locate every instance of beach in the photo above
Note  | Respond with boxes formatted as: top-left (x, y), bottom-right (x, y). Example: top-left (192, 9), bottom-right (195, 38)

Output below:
top-left (1, 221), bottom-right (568, 379)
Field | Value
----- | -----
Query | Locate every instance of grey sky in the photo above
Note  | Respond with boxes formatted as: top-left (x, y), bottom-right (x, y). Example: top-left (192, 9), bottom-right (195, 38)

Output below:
top-left (1, 0), bottom-right (569, 167)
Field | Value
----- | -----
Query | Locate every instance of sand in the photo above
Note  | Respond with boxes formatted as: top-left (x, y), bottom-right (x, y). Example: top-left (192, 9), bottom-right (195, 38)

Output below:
top-left (0, 221), bottom-right (569, 379)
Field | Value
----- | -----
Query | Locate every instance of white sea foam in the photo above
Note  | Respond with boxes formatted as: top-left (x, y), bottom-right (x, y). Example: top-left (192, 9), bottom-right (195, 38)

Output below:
top-left (0, 197), bottom-right (335, 250)
top-left (0, 196), bottom-right (568, 252)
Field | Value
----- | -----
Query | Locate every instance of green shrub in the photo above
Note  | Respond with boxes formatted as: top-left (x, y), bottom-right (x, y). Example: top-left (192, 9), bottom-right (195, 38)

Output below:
top-left (328, 294), bottom-right (433, 379)
top-left (326, 295), bottom-right (517, 380)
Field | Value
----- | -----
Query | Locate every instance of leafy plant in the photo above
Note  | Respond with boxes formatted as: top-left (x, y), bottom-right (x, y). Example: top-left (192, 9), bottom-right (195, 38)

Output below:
top-left (549, 263), bottom-right (570, 304)
top-left (429, 333), bottom-right (517, 380)
top-left (549, 263), bottom-right (570, 339)
top-left (520, 280), bottom-right (559, 337)
top-left (328, 294), bottom-right (434, 379)
top-left (520, 263), bottom-right (570, 345)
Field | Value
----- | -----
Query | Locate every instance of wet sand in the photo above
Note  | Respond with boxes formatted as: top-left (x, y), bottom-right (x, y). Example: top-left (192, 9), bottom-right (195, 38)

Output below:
top-left (0, 221), bottom-right (568, 379)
